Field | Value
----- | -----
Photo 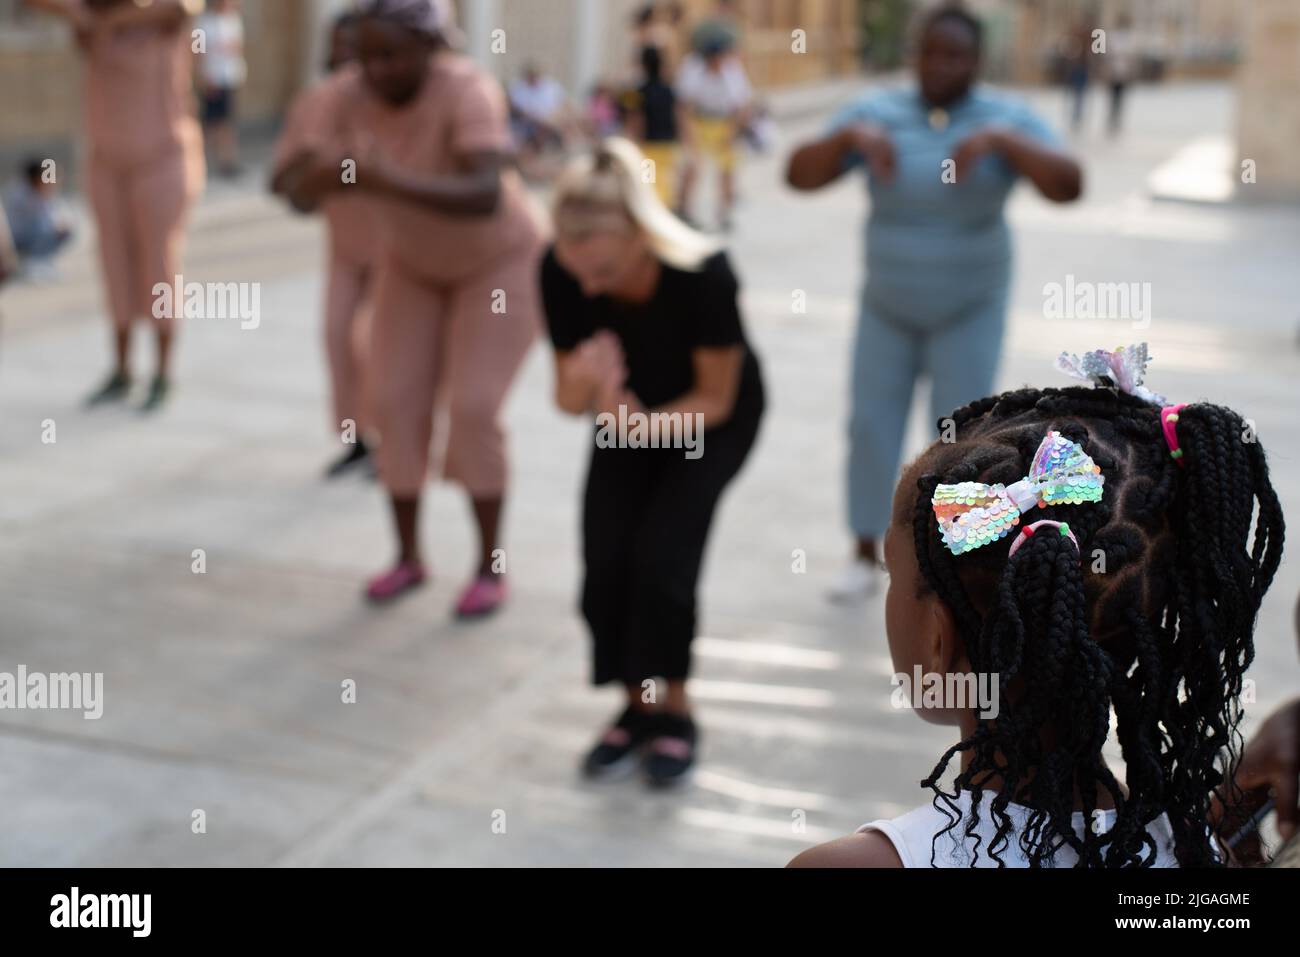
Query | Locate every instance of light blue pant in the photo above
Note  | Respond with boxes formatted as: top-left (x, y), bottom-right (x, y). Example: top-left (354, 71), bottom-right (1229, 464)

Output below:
top-left (847, 281), bottom-right (1009, 539)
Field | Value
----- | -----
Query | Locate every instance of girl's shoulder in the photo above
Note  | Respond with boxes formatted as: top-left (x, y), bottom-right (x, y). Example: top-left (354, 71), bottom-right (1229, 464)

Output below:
top-left (787, 830), bottom-right (904, 868)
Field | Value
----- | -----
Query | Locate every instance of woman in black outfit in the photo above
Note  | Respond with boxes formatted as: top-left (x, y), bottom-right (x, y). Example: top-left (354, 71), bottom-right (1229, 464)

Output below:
top-left (541, 138), bottom-right (764, 786)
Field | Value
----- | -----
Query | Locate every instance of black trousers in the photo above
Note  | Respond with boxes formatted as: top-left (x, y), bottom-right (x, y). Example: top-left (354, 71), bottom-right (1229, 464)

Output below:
top-left (580, 379), bottom-right (763, 686)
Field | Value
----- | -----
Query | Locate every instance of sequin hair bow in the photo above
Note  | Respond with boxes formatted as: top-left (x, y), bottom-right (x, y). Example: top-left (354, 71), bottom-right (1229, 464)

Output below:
top-left (931, 431), bottom-right (1105, 556)
top-left (1055, 343), bottom-right (1167, 405)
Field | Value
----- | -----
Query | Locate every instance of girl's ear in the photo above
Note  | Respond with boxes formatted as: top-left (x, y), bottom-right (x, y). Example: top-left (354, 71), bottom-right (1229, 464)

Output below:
top-left (923, 592), bottom-right (965, 675)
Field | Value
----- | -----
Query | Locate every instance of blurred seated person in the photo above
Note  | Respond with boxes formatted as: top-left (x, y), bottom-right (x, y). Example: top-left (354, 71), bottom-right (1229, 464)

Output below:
top-left (508, 62), bottom-right (570, 181)
top-left (2, 158), bottom-right (75, 280)
top-left (586, 82), bottom-right (622, 140)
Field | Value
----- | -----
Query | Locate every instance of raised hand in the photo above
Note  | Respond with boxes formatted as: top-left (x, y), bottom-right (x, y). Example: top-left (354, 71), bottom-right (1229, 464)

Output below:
top-left (951, 128), bottom-right (1007, 181)
top-left (282, 150), bottom-right (348, 213)
top-left (842, 124), bottom-right (897, 183)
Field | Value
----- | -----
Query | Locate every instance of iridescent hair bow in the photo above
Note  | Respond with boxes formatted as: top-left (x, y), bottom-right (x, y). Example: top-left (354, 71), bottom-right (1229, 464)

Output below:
top-left (931, 431), bottom-right (1105, 556)
top-left (1055, 343), bottom-right (1167, 405)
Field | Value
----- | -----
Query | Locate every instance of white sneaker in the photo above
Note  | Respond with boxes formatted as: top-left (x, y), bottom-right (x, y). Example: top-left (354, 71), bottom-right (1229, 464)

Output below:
top-left (827, 559), bottom-right (881, 603)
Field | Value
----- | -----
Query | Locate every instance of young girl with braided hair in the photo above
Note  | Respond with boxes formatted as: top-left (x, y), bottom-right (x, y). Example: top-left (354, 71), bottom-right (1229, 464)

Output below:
top-left (791, 351), bottom-right (1285, 867)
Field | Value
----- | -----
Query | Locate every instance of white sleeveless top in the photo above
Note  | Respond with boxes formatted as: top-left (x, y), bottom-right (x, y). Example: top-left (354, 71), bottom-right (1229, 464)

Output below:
top-left (858, 791), bottom-right (1180, 867)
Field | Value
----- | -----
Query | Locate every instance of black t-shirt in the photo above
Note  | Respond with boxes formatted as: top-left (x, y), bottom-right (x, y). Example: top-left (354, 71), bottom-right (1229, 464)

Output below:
top-left (541, 248), bottom-right (762, 416)
top-left (619, 80), bottom-right (678, 143)
top-left (640, 79), bottom-right (678, 143)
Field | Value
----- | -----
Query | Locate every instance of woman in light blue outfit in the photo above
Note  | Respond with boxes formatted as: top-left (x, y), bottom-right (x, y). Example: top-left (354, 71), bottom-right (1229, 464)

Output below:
top-left (786, 7), bottom-right (1082, 598)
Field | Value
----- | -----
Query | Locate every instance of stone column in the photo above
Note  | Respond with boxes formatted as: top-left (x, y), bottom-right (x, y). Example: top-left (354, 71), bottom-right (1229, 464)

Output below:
top-left (302, 0), bottom-right (350, 85)
top-left (1236, 0), bottom-right (1300, 202)
top-left (463, 0), bottom-right (503, 69)
top-left (571, 0), bottom-right (603, 99)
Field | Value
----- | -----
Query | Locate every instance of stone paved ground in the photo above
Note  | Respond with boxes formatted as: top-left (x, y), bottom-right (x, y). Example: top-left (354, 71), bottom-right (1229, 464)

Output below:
top-left (1, 79), bottom-right (1297, 866)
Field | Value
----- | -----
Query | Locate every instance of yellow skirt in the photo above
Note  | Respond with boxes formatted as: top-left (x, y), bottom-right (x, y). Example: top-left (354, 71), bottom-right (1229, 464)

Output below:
top-left (688, 116), bottom-right (738, 173)
top-left (640, 142), bottom-right (680, 206)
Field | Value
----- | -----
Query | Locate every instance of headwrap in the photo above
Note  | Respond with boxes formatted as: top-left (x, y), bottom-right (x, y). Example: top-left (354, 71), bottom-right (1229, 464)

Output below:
top-left (356, 0), bottom-right (463, 47)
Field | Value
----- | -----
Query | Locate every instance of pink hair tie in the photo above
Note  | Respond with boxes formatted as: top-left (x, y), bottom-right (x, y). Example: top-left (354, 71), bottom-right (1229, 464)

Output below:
top-left (1161, 403), bottom-right (1188, 466)
top-left (1007, 520), bottom-right (1079, 559)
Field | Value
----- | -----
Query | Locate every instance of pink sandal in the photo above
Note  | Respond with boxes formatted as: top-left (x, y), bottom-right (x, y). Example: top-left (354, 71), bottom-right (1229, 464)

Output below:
top-left (454, 574), bottom-right (507, 618)
top-left (365, 561), bottom-right (427, 603)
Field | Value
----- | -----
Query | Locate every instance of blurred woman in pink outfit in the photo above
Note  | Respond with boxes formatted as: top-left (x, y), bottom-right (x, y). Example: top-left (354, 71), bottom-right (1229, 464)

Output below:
top-left (273, 11), bottom-right (378, 478)
top-left (27, 0), bottom-right (206, 411)
top-left (277, 0), bottom-right (544, 619)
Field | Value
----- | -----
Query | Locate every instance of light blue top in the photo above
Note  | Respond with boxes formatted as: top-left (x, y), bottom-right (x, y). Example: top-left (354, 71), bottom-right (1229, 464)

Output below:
top-left (3, 181), bottom-right (66, 258)
top-left (828, 85), bottom-right (1062, 318)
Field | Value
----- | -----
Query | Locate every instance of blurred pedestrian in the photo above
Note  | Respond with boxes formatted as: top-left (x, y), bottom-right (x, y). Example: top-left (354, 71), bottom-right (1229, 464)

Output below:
top-left (585, 82), bottom-right (622, 141)
top-left (1219, 695), bottom-right (1300, 865)
top-left (1061, 20), bottom-right (1093, 132)
top-left (195, 0), bottom-right (247, 177)
top-left (508, 63), bottom-right (569, 182)
top-left (786, 7), bottom-right (1081, 601)
top-left (26, 0), bottom-right (206, 412)
top-left (3, 158), bottom-right (75, 280)
top-left (632, 2), bottom-right (685, 78)
top-left (272, 11), bottom-right (377, 478)
top-left (676, 37), bottom-right (752, 230)
top-left (689, 0), bottom-right (741, 55)
top-left (621, 45), bottom-right (689, 208)
top-left (541, 138), bottom-right (764, 786)
top-left (1104, 14), bottom-right (1139, 136)
top-left (1211, 589), bottom-right (1300, 865)
top-left (277, 0), bottom-right (544, 619)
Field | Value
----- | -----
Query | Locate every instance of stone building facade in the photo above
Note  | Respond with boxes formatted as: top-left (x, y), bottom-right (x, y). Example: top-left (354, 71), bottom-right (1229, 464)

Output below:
top-left (0, 0), bottom-right (860, 159)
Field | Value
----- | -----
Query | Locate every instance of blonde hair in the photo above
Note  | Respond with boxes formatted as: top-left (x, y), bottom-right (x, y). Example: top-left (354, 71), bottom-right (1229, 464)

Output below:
top-left (551, 137), bottom-right (721, 272)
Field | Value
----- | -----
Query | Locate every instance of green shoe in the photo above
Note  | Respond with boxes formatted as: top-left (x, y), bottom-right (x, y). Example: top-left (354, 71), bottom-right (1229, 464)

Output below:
top-left (85, 370), bottom-right (132, 407)
top-left (139, 375), bottom-right (171, 413)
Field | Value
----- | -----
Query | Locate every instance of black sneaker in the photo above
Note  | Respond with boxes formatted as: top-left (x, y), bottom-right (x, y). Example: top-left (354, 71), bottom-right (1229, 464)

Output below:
top-left (325, 439), bottom-right (370, 479)
top-left (85, 370), bottom-right (131, 407)
top-left (139, 375), bottom-right (170, 413)
top-left (643, 712), bottom-right (698, 788)
top-left (582, 706), bottom-right (655, 779)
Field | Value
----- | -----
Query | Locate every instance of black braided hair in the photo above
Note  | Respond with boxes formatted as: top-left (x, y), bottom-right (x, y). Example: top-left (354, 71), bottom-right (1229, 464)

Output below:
top-left (897, 386), bottom-right (1284, 867)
